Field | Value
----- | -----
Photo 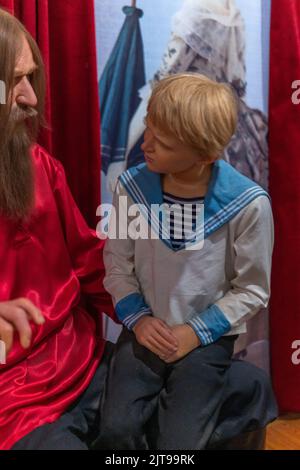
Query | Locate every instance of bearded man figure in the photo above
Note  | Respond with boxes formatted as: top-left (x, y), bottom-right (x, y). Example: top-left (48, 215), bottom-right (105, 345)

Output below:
top-left (0, 8), bottom-right (116, 450)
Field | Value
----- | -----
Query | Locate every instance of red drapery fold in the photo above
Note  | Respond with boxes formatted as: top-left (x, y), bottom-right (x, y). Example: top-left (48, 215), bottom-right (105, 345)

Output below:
top-left (0, 0), bottom-right (101, 227)
top-left (269, 0), bottom-right (300, 412)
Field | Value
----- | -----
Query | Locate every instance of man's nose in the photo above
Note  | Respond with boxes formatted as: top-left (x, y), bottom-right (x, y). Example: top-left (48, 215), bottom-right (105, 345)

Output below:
top-left (15, 77), bottom-right (38, 108)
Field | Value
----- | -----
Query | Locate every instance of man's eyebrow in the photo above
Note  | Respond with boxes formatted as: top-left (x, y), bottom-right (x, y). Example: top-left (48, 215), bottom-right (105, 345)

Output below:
top-left (14, 64), bottom-right (38, 76)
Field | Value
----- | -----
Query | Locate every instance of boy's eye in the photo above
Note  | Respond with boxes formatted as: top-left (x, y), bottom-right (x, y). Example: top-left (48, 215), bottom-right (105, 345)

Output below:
top-left (158, 141), bottom-right (172, 150)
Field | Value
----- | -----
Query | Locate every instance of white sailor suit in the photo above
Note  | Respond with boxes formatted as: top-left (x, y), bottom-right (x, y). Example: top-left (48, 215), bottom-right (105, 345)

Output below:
top-left (96, 159), bottom-right (274, 450)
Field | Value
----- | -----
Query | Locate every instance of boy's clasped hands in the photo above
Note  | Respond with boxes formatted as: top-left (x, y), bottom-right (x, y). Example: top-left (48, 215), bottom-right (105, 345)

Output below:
top-left (133, 316), bottom-right (200, 363)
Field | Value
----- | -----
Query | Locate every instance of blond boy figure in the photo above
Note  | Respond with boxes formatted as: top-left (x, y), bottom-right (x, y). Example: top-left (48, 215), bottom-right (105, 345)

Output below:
top-left (95, 74), bottom-right (274, 449)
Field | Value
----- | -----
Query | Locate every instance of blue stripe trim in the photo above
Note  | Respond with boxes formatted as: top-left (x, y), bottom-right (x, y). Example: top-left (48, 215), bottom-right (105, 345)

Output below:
top-left (123, 308), bottom-right (152, 329)
top-left (115, 293), bottom-right (151, 328)
top-left (187, 304), bottom-right (231, 346)
top-left (188, 317), bottom-right (212, 345)
top-left (120, 172), bottom-right (173, 250)
top-left (121, 172), bottom-right (166, 238)
top-left (204, 187), bottom-right (267, 238)
top-left (101, 145), bottom-right (126, 151)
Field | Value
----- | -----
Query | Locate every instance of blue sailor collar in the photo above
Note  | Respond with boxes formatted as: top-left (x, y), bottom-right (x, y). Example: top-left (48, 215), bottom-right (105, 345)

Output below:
top-left (119, 160), bottom-right (270, 251)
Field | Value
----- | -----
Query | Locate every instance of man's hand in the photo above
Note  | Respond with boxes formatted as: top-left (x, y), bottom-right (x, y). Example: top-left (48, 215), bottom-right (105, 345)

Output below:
top-left (133, 316), bottom-right (179, 358)
top-left (163, 324), bottom-right (201, 363)
top-left (0, 298), bottom-right (45, 354)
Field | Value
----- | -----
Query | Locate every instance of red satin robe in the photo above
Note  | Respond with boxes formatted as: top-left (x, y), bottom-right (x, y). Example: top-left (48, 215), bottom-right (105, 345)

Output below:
top-left (0, 145), bottom-right (115, 449)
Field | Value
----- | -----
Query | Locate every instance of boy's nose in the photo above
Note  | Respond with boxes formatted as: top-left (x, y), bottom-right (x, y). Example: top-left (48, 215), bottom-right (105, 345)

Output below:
top-left (141, 131), bottom-right (154, 153)
top-left (141, 140), bottom-right (154, 154)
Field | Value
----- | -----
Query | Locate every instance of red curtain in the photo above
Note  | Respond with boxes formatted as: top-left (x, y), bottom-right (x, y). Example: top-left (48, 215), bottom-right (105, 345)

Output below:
top-left (0, 0), bottom-right (101, 227)
top-left (269, 0), bottom-right (300, 412)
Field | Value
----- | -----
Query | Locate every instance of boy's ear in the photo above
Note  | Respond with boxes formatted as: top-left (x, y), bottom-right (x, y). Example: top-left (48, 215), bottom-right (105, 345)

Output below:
top-left (199, 155), bottom-right (218, 165)
top-left (208, 155), bottom-right (219, 164)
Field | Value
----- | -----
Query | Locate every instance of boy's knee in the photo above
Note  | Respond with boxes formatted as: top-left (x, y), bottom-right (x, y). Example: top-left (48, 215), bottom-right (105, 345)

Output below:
top-left (95, 411), bottom-right (147, 449)
top-left (101, 408), bottom-right (143, 437)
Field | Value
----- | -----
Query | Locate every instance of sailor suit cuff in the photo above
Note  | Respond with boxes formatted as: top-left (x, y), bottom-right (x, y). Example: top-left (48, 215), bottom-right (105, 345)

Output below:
top-left (115, 292), bottom-right (152, 330)
top-left (186, 304), bottom-right (231, 346)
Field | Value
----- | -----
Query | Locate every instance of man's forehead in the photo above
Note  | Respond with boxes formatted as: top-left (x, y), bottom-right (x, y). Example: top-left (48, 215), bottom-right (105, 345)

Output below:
top-left (14, 38), bottom-right (37, 75)
top-left (14, 63), bottom-right (38, 75)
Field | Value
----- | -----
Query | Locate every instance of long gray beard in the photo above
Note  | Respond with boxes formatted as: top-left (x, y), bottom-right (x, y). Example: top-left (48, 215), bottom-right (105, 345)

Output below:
top-left (0, 110), bottom-right (36, 220)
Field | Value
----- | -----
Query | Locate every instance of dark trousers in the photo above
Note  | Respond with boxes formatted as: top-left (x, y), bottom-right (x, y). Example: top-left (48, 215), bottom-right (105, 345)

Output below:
top-left (12, 336), bottom-right (278, 450)
top-left (93, 328), bottom-right (237, 450)
top-left (12, 342), bottom-right (114, 450)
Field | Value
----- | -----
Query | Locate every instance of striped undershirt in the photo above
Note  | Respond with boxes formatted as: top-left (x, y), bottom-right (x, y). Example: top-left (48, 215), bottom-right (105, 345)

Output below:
top-left (162, 192), bottom-right (205, 249)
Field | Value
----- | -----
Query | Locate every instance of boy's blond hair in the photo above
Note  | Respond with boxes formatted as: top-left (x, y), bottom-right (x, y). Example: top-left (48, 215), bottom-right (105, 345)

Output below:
top-left (147, 73), bottom-right (238, 160)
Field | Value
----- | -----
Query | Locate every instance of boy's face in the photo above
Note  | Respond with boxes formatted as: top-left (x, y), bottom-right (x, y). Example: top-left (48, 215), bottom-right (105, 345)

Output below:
top-left (141, 118), bottom-right (208, 175)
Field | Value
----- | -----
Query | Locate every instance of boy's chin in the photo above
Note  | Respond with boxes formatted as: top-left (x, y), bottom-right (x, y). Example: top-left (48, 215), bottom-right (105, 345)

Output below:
top-left (145, 163), bottom-right (160, 173)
